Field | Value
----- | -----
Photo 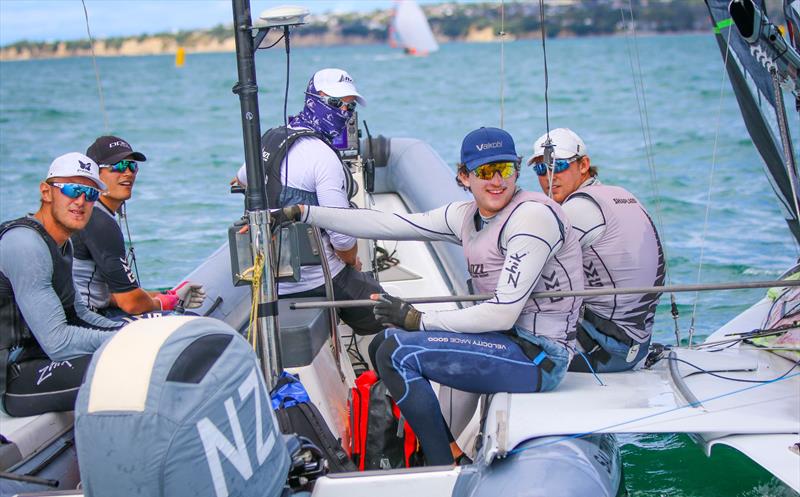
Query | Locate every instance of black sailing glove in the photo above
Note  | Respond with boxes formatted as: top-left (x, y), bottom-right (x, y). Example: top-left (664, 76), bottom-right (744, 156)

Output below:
top-left (269, 205), bottom-right (301, 232)
top-left (372, 293), bottom-right (422, 331)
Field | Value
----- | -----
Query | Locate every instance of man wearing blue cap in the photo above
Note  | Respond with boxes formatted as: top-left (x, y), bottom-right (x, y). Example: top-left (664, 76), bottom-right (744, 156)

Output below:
top-left (273, 127), bottom-right (584, 466)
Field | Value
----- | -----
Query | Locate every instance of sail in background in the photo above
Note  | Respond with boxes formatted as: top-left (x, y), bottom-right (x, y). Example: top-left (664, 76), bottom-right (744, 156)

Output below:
top-left (389, 1), bottom-right (439, 56)
top-left (704, 0), bottom-right (800, 244)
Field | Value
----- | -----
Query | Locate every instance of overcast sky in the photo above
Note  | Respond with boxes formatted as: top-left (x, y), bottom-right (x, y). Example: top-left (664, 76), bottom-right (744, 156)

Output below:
top-left (0, 0), bottom-right (456, 46)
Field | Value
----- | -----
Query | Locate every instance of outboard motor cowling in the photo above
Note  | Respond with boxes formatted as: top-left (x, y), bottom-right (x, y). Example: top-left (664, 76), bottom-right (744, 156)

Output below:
top-left (75, 316), bottom-right (289, 497)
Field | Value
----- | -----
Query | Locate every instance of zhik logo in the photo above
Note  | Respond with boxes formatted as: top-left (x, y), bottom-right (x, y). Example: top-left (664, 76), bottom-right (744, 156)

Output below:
top-left (78, 160), bottom-right (92, 171)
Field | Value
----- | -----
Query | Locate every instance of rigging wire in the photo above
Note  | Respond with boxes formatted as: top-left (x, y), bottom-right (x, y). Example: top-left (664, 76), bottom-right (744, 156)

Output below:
top-left (538, 0), bottom-right (550, 136)
top-left (499, 0), bottom-right (506, 128)
top-left (687, 22), bottom-right (736, 348)
top-left (621, 2), bottom-right (680, 345)
top-left (81, 0), bottom-right (109, 133)
top-left (538, 0), bottom-right (556, 199)
top-left (507, 368), bottom-right (800, 456)
top-left (119, 203), bottom-right (141, 285)
top-left (273, 26), bottom-right (293, 297)
top-left (82, 0), bottom-right (145, 287)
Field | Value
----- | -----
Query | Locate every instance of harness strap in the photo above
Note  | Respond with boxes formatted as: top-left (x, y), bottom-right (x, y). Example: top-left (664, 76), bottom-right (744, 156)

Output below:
top-left (583, 308), bottom-right (635, 347)
top-left (506, 333), bottom-right (555, 373)
top-left (575, 323), bottom-right (613, 367)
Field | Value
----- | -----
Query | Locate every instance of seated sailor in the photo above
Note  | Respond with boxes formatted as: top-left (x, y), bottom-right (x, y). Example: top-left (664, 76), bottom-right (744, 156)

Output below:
top-left (71, 135), bottom-right (206, 318)
top-left (235, 68), bottom-right (384, 336)
top-left (0, 153), bottom-right (122, 417)
top-left (273, 127), bottom-right (584, 466)
top-left (531, 128), bottom-right (665, 372)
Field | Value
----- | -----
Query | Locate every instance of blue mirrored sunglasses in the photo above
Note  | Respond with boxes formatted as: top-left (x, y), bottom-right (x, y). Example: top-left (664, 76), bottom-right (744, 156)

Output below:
top-left (101, 159), bottom-right (138, 173)
top-left (50, 182), bottom-right (100, 202)
top-left (532, 156), bottom-right (580, 176)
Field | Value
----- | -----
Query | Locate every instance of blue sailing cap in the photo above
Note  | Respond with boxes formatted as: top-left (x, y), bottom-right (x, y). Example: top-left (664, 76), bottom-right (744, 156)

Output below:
top-left (460, 127), bottom-right (519, 171)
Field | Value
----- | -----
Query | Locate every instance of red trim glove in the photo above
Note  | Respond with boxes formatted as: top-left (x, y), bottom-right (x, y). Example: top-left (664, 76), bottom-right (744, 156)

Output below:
top-left (172, 280), bottom-right (207, 309)
top-left (156, 291), bottom-right (179, 311)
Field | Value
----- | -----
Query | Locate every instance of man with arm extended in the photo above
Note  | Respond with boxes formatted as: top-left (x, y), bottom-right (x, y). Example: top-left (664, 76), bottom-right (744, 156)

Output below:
top-left (0, 153), bottom-right (122, 417)
top-left (275, 127), bottom-right (584, 466)
top-left (71, 136), bottom-right (205, 318)
top-left (531, 128), bottom-right (665, 372)
top-left (235, 68), bottom-right (383, 335)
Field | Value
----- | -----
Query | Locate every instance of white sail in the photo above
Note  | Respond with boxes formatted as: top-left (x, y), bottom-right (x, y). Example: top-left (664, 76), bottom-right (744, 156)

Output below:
top-left (390, 1), bottom-right (439, 55)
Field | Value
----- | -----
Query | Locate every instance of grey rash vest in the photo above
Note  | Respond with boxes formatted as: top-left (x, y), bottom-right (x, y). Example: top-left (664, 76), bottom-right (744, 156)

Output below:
top-left (303, 189), bottom-right (584, 350)
top-left (0, 219), bottom-right (119, 361)
top-left (564, 182), bottom-right (665, 344)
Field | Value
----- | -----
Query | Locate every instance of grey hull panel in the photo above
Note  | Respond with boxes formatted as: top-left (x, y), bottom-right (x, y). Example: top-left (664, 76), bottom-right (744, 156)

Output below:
top-left (454, 435), bottom-right (623, 497)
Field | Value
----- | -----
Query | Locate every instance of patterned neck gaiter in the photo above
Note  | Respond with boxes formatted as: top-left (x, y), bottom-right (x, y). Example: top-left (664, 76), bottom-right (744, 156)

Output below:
top-left (289, 79), bottom-right (352, 141)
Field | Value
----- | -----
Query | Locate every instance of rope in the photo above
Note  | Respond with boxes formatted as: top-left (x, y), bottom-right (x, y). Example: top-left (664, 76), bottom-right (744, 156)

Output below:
top-left (118, 203), bottom-right (141, 285)
top-left (80, 0), bottom-right (109, 133)
top-left (506, 369), bottom-right (800, 456)
top-left (538, 0), bottom-right (555, 199)
top-left (538, 0), bottom-right (550, 136)
top-left (244, 251), bottom-right (265, 350)
top-left (621, 3), bottom-right (680, 344)
top-left (499, 0), bottom-right (506, 128)
top-left (688, 24), bottom-right (735, 347)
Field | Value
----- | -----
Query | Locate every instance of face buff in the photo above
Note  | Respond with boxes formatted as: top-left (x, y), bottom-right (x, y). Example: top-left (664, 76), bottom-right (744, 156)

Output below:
top-left (289, 79), bottom-right (353, 141)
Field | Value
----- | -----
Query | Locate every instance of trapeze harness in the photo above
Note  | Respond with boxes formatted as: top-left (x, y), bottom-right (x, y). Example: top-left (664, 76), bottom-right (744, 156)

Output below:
top-left (0, 218), bottom-right (77, 399)
top-left (566, 184), bottom-right (665, 366)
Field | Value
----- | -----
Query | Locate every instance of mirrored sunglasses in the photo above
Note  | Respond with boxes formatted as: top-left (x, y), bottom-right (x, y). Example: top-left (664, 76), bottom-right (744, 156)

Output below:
top-left (310, 93), bottom-right (357, 112)
top-left (101, 160), bottom-right (138, 173)
top-left (50, 182), bottom-right (100, 202)
top-left (532, 156), bottom-right (580, 176)
top-left (473, 161), bottom-right (517, 180)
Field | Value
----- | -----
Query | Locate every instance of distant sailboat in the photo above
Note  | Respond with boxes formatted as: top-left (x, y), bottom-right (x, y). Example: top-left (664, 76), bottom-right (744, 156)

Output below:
top-left (389, 1), bottom-right (439, 56)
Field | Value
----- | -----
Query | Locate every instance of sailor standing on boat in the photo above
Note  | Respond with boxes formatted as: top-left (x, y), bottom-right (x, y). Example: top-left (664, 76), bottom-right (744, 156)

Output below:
top-left (0, 153), bottom-right (122, 417)
top-left (235, 68), bottom-right (384, 335)
top-left (531, 128), bottom-right (665, 372)
top-left (274, 127), bottom-right (584, 465)
top-left (71, 136), bottom-right (206, 318)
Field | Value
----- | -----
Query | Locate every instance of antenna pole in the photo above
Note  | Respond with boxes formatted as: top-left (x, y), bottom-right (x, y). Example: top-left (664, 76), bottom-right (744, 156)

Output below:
top-left (231, 0), bottom-right (282, 387)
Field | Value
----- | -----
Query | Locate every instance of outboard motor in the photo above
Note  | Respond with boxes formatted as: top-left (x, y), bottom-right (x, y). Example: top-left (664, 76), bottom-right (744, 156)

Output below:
top-left (75, 316), bottom-right (290, 497)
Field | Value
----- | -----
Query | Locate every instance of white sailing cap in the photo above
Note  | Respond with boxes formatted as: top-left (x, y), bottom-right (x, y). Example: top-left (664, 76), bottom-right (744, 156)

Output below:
top-left (46, 152), bottom-right (107, 190)
top-left (312, 68), bottom-right (367, 106)
top-left (530, 128), bottom-right (587, 163)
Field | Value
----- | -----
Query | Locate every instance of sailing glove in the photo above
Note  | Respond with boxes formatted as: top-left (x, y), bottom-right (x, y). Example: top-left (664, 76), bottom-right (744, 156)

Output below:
top-left (158, 281), bottom-right (207, 311)
top-left (173, 280), bottom-right (207, 309)
top-left (372, 293), bottom-right (422, 331)
top-left (270, 205), bottom-right (302, 232)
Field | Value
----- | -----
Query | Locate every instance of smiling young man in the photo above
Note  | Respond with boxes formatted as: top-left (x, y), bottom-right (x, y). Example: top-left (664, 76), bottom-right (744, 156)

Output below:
top-left (71, 136), bottom-right (205, 317)
top-left (273, 127), bottom-right (584, 466)
top-left (0, 153), bottom-right (122, 416)
top-left (532, 128), bottom-right (665, 373)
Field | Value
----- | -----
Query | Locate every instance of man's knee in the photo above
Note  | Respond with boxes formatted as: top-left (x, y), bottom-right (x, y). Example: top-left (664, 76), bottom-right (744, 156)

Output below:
top-left (375, 335), bottom-right (399, 378)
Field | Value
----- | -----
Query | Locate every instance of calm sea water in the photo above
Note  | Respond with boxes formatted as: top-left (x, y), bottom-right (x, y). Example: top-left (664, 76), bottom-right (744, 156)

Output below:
top-left (0, 34), bottom-right (797, 496)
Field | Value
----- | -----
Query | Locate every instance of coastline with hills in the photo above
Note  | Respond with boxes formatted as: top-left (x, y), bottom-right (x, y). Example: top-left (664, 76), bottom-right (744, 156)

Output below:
top-left (0, 1), bottom-right (709, 61)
